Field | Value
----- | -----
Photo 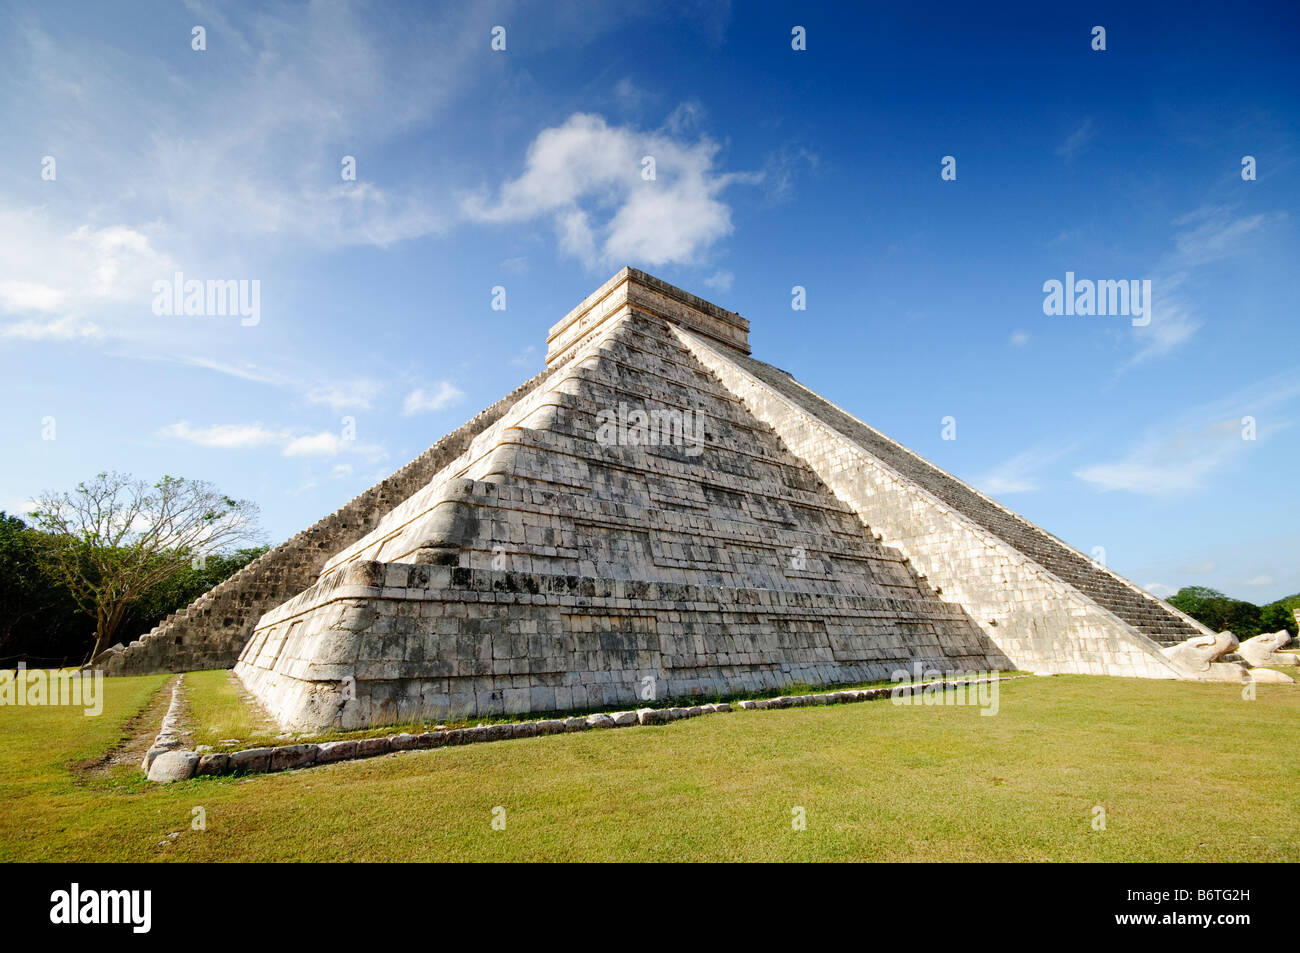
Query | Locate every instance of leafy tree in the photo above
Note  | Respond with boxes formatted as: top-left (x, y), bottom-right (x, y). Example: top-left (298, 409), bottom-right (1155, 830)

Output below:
top-left (1167, 585), bottom-right (1293, 639)
top-left (1167, 586), bottom-right (1228, 625)
top-left (1260, 597), bottom-right (1299, 636)
top-left (27, 473), bottom-right (261, 663)
top-left (0, 513), bottom-right (84, 663)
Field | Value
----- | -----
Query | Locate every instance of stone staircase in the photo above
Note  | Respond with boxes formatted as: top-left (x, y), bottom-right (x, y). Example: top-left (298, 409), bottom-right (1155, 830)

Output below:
top-left (730, 354), bottom-right (1206, 648)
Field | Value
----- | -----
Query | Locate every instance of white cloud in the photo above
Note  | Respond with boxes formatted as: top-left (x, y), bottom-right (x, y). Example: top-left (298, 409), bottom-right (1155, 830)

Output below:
top-left (1008, 330), bottom-right (1029, 347)
top-left (509, 345), bottom-right (537, 367)
top-left (463, 112), bottom-right (759, 268)
top-left (613, 77), bottom-right (648, 112)
top-left (0, 210), bottom-right (173, 344)
top-left (1244, 574), bottom-right (1275, 587)
top-left (0, 315), bottom-right (103, 341)
top-left (1170, 206), bottom-right (1283, 266)
top-left (157, 421), bottom-right (283, 450)
top-left (1143, 582), bottom-right (1176, 598)
top-left (171, 356), bottom-right (287, 387)
top-left (703, 271), bottom-right (734, 292)
top-left (2, 499), bottom-right (40, 519)
top-left (1055, 118), bottom-right (1096, 161)
top-left (282, 431), bottom-right (348, 457)
top-left (1077, 370), bottom-right (1300, 495)
top-left (1119, 206), bottom-right (1287, 372)
top-left (975, 442), bottom-right (1078, 495)
top-left (402, 382), bottom-right (464, 415)
top-left (758, 144), bottom-right (818, 204)
top-left (305, 379), bottom-right (382, 412)
top-left (0, 280), bottom-right (66, 313)
top-left (158, 420), bottom-right (384, 460)
top-left (282, 431), bottom-right (385, 461)
top-left (1075, 420), bottom-right (1243, 494)
top-left (1122, 296), bottom-right (1202, 370)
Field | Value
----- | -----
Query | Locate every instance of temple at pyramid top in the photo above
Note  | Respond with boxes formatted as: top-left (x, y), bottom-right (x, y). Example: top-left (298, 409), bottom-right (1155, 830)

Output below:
top-left (94, 267), bottom-right (1240, 730)
top-left (546, 266), bottom-right (750, 366)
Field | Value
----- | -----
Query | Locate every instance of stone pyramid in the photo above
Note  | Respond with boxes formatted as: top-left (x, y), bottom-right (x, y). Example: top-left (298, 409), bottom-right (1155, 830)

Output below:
top-left (99, 268), bottom-right (1218, 730)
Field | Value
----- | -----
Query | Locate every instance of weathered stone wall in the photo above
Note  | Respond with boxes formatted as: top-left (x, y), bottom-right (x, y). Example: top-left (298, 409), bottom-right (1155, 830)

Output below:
top-left (95, 366), bottom-right (558, 675)
top-left (313, 313), bottom-right (959, 609)
top-left (717, 347), bottom-right (1210, 647)
top-left (234, 560), bottom-right (1011, 731)
top-left (234, 310), bottom-right (1016, 730)
top-left (674, 325), bottom-right (1188, 679)
top-left (546, 266), bottom-right (750, 366)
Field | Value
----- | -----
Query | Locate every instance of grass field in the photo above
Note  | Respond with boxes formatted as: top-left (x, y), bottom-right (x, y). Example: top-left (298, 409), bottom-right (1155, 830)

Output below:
top-left (1, 671), bottom-right (1297, 862)
top-left (178, 667), bottom-right (1030, 750)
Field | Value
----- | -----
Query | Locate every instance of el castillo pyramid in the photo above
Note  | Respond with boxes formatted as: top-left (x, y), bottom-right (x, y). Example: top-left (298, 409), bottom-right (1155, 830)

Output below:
top-left (95, 268), bottom-right (1225, 729)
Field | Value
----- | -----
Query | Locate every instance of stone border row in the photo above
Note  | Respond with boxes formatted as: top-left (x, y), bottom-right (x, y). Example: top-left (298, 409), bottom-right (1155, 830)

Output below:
top-left (145, 675), bottom-right (1026, 783)
top-left (141, 680), bottom-right (188, 776)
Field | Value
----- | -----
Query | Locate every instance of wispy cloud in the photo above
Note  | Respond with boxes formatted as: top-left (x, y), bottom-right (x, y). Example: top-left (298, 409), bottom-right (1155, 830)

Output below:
top-left (975, 441), bottom-right (1078, 495)
top-left (305, 379), bottom-right (383, 412)
top-left (0, 315), bottom-right (103, 341)
top-left (703, 270), bottom-right (734, 292)
top-left (402, 382), bottom-right (465, 416)
top-left (0, 279), bottom-right (67, 313)
top-left (1075, 370), bottom-right (1300, 494)
top-left (1120, 206), bottom-right (1287, 372)
top-left (1055, 118), bottom-right (1096, 161)
top-left (509, 345), bottom-right (538, 367)
top-left (1169, 206), bottom-right (1284, 266)
top-left (158, 420), bottom-right (385, 460)
top-left (157, 421), bottom-right (282, 450)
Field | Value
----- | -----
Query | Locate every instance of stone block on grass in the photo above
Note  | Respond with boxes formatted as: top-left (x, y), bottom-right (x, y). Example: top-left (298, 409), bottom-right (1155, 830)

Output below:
top-left (196, 753), bottom-right (231, 776)
top-left (148, 751), bottom-right (198, 783)
top-left (230, 747), bottom-right (272, 774)
top-left (270, 744), bottom-right (318, 771)
top-left (316, 740), bottom-right (357, 763)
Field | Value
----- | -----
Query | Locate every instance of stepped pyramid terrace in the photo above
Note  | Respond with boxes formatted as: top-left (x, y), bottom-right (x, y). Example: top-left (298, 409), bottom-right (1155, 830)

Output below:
top-left (93, 268), bottom-right (1239, 730)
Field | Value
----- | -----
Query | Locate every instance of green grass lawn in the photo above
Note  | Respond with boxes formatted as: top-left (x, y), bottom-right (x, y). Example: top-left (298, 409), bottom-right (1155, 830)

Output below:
top-left (179, 668), bottom-right (1033, 751)
top-left (1, 671), bottom-right (1296, 861)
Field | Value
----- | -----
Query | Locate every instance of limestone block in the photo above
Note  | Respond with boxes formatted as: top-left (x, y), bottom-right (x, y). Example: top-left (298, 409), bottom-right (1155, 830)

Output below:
top-left (355, 737), bottom-right (391, 758)
top-left (316, 740), bottom-right (358, 763)
top-left (268, 744), bottom-right (318, 772)
top-left (141, 747), bottom-right (170, 772)
top-left (196, 753), bottom-right (231, 776)
top-left (148, 751), bottom-right (198, 783)
top-left (230, 748), bottom-right (273, 773)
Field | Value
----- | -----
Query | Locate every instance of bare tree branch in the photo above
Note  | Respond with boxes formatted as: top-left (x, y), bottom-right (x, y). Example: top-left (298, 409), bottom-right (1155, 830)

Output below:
top-left (28, 472), bottom-right (263, 663)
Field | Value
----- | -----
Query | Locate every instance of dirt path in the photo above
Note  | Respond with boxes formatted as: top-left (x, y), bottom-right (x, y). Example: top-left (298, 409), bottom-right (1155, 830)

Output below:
top-left (74, 674), bottom-right (190, 781)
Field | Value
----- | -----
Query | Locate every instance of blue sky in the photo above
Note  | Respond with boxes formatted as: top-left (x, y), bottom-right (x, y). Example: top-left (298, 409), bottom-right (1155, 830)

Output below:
top-left (1, 1), bottom-right (1297, 602)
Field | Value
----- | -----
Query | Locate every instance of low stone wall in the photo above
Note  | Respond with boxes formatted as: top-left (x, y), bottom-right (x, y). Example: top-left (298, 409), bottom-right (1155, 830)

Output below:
top-left (146, 674), bottom-right (1024, 782)
top-left (233, 560), bottom-right (1014, 731)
